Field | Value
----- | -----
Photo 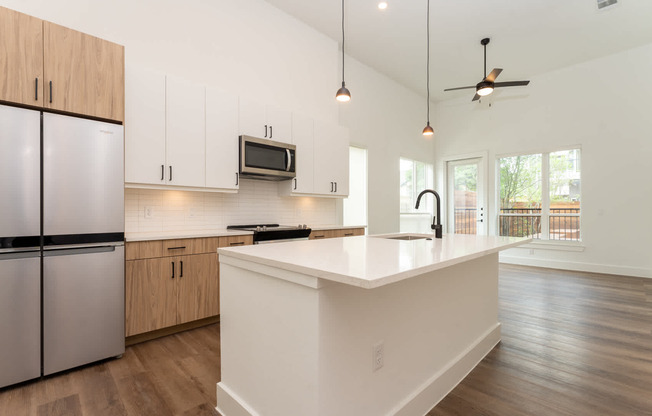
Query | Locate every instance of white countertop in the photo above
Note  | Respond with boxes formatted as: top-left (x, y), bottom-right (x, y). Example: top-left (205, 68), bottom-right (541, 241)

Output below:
top-left (218, 233), bottom-right (531, 289)
top-left (125, 229), bottom-right (253, 242)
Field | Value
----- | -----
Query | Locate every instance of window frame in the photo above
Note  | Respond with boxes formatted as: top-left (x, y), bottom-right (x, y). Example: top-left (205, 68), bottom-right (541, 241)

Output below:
top-left (400, 157), bottom-right (434, 215)
top-left (495, 146), bottom-right (582, 243)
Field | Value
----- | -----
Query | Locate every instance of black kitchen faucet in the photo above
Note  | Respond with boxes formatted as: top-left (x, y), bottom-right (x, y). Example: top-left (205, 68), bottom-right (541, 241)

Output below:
top-left (415, 189), bottom-right (443, 238)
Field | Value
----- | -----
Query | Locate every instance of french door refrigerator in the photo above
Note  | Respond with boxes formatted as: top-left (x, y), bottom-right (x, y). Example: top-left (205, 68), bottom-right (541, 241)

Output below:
top-left (0, 104), bottom-right (125, 388)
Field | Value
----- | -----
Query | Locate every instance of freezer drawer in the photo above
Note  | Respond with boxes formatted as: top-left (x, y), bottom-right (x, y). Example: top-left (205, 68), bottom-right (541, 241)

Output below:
top-left (43, 245), bottom-right (125, 376)
top-left (43, 113), bottom-right (124, 237)
top-left (0, 105), bottom-right (40, 241)
top-left (0, 252), bottom-right (41, 388)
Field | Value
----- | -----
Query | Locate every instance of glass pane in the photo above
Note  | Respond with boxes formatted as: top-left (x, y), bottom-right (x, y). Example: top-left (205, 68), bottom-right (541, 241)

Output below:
top-left (499, 154), bottom-right (542, 238)
top-left (549, 216), bottom-right (580, 241)
top-left (343, 147), bottom-right (367, 226)
top-left (399, 159), bottom-right (414, 213)
top-left (549, 149), bottom-right (581, 213)
top-left (453, 164), bottom-right (477, 234)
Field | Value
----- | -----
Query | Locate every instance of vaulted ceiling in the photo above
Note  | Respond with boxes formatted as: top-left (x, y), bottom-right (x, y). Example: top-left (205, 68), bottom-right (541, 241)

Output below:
top-left (265, 0), bottom-right (652, 101)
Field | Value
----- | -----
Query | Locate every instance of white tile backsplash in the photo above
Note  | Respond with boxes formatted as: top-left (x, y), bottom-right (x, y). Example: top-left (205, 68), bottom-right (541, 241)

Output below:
top-left (125, 179), bottom-right (338, 233)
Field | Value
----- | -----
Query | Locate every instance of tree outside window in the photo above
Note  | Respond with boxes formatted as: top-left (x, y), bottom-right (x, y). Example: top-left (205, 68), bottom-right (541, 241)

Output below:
top-left (499, 149), bottom-right (580, 241)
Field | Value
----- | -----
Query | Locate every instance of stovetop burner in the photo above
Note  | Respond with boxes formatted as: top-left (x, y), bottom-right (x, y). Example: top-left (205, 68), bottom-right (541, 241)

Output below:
top-left (227, 224), bottom-right (311, 243)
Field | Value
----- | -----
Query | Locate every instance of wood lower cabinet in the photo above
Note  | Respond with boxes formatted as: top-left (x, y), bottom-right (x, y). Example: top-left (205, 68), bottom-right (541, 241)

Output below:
top-left (309, 227), bottom-right (365, 240)
top-left (125, 234), bottom-right (252, 338)
top-left (0, 6), bottom-right (43, 107)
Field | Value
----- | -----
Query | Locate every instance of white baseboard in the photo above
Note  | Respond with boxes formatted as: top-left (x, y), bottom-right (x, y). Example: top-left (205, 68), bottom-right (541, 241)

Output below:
top-left (216, 383), bottom-right (260, 416)
top-left (392, 323), bottom-right (502, 416)
top-left (500, 255), bottom-right (652, 279)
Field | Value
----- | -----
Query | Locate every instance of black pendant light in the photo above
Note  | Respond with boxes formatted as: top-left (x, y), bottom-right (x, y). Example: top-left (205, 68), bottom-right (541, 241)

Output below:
top-left (336, 0), bottom-right (351, 102)
top-left (422, 0), bottom-right (433, 136)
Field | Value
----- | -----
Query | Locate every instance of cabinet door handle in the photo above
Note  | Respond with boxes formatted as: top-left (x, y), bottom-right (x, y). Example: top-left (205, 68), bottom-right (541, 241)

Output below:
top-left (330, 182), bottom-right (334, 192)
top-left (161, 165), bottom-right (165, 181)
top-left (171, 261), bottom-right (175, 279)
top-left (334, 182), bottom-right (337, 193)
top-left (235, 172), bottom-right (239, 186)
top-left (35, 78), bottom-right (38, 101)
top-left (169, 166), bottom-right (173, 181)
top-left (167, 246), bottom-right (186, 250)
top-left (313, 234), bottom-right (325, 239)
top-left (230, 241), bottom-right (245, 246)
top-left (264, 124), bottom-right (268, 138)
top-left (269, 125), bottom-right (273, 138)
top-left (180, 261), bottom-right (183, 277)
top-left (293, 178), bottom-right (297, 190)
top-left (49, 81), bottom-right (52, 103)
top-left (344, 232), bottom-right (354, 236)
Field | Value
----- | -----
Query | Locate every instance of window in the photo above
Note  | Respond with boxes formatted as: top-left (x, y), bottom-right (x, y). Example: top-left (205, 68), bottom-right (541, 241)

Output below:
top-left (400, 158), bottom-right (434, 232)
top-left (343, 146), bottom-right (368, 226)
top-left (498, 149), bottom-right (581, 241)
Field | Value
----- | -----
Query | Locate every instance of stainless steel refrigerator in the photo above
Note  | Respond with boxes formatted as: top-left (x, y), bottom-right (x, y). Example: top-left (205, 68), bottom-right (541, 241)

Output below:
top-left (0, 104), bottom-right (125, 388)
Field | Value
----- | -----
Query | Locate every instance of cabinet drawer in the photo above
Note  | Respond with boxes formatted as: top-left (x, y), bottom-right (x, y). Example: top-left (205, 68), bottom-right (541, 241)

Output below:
top-left (309, 230), bottom-right (336, 240)
top-left (163, 238), bottom-right (221, 256)
top-left (219, 235), bottom-right (254, 248)
top-left (125, 241), bottom-right (163, 260)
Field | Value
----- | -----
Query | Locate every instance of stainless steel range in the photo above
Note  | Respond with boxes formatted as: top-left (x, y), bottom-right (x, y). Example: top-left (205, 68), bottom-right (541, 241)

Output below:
top-left (227, 224), bottom-right (311, 244)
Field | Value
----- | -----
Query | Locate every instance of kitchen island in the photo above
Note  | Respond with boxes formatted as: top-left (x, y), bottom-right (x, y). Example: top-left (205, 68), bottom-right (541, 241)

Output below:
top-left (216, 233), bottom-right (529, 416)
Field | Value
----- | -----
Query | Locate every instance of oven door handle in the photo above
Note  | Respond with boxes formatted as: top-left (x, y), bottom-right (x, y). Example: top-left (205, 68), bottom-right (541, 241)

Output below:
top-left (286, 149), bottom-right (292, 172)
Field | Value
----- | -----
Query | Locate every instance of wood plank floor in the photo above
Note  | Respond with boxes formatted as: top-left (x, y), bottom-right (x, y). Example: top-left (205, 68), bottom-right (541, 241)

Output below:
top-left (428, 264), bottom-right (652, 416)
top-left (1, 264), bottom-right (650, 415)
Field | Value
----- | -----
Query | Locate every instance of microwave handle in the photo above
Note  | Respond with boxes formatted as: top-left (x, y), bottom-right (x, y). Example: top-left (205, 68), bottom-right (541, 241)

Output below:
top-left (286, 149), bottom-right (292, 172)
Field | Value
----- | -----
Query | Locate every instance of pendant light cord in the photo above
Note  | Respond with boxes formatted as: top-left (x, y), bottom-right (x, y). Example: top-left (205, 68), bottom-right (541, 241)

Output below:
top-left (341, 0), bottom-right (345, 83)
top-left (426, 0), bottom-right (430, 123)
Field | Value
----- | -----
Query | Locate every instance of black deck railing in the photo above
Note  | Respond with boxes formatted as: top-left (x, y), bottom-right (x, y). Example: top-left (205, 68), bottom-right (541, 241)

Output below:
top-left (499, 208), bottom-right (580, 241)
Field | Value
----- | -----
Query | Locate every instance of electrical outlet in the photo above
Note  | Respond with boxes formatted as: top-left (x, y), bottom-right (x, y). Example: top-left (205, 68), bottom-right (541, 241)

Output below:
top-left (373, 341), bottom-right (384, 372)
top-left (144, 206), bottom-right (154, 219)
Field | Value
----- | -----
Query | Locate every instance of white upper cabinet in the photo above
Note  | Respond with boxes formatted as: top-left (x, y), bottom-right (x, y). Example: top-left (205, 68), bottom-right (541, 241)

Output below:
top-left (265, 105), bottom-right (292, 143)
top-left (239, 97), bottom-right (291, 143)
top-left (165, 75), bottom-right (206, 188)
top-left (124, 64), bottom-right (166, 185)
top-left (206, 87), bottom-right (239, 190)
top-left (286, 113), bottom-right (314, 194)
top-left (313, 120), bottom-right (349, 197)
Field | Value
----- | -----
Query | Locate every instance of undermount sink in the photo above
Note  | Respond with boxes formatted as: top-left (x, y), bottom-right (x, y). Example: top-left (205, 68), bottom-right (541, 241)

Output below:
top-left (375, 234), bottom-right (433, 241)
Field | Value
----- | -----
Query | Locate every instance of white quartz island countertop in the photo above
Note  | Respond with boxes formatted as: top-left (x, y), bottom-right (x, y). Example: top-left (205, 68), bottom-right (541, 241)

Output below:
top-left (218, 233), bottom-right (530, 289)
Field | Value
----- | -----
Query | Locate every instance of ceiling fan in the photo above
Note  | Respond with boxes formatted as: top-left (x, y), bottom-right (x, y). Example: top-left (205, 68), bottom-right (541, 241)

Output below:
top-left (444, 38), bottom-right (530, 102)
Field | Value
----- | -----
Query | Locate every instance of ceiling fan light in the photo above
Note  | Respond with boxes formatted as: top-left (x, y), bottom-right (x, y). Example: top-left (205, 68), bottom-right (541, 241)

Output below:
top-left (422, 122), bottom-right (434, 136)
top-left (336, 82), bottom-right (351, 102)
top-left (476, 81), bottom-right (494, 96)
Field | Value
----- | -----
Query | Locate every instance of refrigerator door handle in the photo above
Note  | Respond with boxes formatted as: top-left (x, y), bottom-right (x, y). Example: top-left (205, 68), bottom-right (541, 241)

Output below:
top-left (43, 246), bottom-right (117, 257)
top-left (0, 251), bottom-right (40, 260)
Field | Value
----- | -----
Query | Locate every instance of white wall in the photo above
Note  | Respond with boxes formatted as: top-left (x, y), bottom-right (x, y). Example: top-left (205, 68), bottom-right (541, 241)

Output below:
top-left (339, 56), bottom-right (436, 235)
top-left (2, 0), bottom-right (430, 234)
top-left (434, 42), bottom-right (652, 278)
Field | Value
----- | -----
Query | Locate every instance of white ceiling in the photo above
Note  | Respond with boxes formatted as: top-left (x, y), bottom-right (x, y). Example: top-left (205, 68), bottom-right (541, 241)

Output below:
top-left (264, 0), bottom-right (652, 101)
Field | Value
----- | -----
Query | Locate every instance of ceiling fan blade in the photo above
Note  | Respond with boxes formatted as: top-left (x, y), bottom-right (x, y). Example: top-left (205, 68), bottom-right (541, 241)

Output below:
top-left (494, 80), bottom-right (530, 88)
top-left (444, 86), bottom-right (476, 92)
top-left (485, 68), bottom-right (503, 83)
top-left (472, 93), bottom-right (481, 102)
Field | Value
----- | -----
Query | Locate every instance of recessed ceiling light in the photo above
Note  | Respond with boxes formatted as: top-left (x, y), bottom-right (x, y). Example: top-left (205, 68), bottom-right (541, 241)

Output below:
top-left (378, 2), bottom-right (388, 10)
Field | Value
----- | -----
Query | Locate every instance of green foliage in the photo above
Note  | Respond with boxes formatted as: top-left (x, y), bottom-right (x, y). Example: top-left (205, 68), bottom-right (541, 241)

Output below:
top-left (454, 164), bottom-right (477, 192)
top-left (500, 154), bottom-right (542, 209)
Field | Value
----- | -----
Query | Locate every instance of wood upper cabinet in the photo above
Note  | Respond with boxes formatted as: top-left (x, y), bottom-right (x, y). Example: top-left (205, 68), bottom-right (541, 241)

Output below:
top-left (43, 21), bottom-right (124, 122)
top-left (0, 7), bottom-right (43, 106)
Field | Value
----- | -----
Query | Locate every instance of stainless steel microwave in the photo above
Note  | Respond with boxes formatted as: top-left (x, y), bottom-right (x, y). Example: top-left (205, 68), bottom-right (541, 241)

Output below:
top-left (239, 135), bottom-right (296, 180)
